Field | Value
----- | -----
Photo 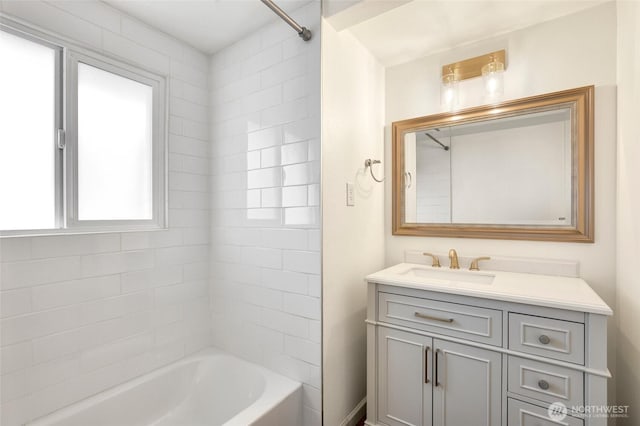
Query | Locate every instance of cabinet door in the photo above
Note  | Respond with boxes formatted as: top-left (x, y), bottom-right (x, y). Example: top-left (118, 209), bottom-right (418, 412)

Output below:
top-left (433, 339), bottom-right (502, 426)
top-left (378, 327), bottom-right (433, 426)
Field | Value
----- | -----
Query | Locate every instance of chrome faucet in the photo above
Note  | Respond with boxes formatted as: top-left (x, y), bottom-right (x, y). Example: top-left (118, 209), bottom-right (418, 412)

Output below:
top-left (448, 249), bottom-right (460, 269)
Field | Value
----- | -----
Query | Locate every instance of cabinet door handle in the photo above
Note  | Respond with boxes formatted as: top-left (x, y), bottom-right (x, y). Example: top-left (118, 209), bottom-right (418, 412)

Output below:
top-left (434, 349), bottom-right (440, 387)
top-left (538, 379), bottom-right (550, 390)
top-left (414, 312), bottom-right (454, 323)
top-left (424, 346), bottom-right (430, 384)
top-left (538, 335), bottom-right (551, 345)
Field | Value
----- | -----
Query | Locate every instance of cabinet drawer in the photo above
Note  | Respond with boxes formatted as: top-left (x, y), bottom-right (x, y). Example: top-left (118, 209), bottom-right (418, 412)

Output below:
top-left (508, 398), bottom-right (583, 426)
top-left (509, 313), bottom-right (584, 364)
top-left (378, 292), bottom-right (502, 346)
top-left (508, 355), bottom-right (583, 407)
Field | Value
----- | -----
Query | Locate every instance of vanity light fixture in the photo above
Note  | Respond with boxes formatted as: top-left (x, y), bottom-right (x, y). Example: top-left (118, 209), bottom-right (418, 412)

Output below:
top-left (482, 55), bottom-right (505, 101)
top-left (441, 49), bottom-right (507, 106)
top-left (440, 66), bottom-right (459, 111)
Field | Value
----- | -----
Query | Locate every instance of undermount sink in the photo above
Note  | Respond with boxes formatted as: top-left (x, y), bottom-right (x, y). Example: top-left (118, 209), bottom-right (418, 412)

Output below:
top-left (401, 266), bottom-right (495, 285)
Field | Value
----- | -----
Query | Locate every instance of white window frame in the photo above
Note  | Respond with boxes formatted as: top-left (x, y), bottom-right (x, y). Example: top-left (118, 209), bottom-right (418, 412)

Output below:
top-left (66, 52), bottom-right (167, 232)
top-left (0, 17), bottom-right (168, 237)
top-left (0, 20), bottom-right (65, 231)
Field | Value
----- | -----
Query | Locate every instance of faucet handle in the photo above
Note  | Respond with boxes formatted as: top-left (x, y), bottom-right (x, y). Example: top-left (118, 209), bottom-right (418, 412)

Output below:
top-left (469, 256), bottom-right (491, 271)
top-left (423, 253), bottom-right (441, 268)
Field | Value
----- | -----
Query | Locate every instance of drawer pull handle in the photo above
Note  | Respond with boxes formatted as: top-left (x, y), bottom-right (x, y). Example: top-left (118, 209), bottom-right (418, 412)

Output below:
top-left (538, 335), bottom-right (551, 345)
top-left (538, 380), bottom-right (550, 390)
top-left (414, 312), bottom-right (454, 323)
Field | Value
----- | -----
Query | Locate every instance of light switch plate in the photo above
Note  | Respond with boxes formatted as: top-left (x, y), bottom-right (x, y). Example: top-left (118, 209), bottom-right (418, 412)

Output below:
top-left (346, 182), bottom-right (355, 206)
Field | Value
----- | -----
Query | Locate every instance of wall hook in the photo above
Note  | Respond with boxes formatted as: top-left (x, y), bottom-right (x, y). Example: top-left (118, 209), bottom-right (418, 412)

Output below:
top-left (364, 159), bottom-right (384, 183)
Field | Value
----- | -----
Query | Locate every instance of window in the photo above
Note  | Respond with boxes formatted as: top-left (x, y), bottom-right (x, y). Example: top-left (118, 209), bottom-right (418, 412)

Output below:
top-left (68, 53), bottom-right (166, 229)
top-left (77, 63), bottom-right (154, 221)
top-left (0, 22), bottom-right (166, 235)
top-left (0, 27), bottom-right (61, 231)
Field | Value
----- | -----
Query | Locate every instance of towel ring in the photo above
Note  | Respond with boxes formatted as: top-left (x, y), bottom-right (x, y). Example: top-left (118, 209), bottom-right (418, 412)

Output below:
top-left (364, 159), bottom-right (384, 183)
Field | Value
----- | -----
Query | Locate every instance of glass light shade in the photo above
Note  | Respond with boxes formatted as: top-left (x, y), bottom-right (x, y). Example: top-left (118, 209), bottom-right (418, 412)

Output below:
top-left (482, 60), bottom-right (505, 101)
top-left (441, 71), bottom-right (459, 111)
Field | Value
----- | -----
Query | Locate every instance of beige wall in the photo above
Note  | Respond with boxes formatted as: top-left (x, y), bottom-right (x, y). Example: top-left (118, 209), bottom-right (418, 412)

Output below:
top-left (321, 19), bottom-right (386, 426)
top-left (615, 1), bottom-right (640, 423)
top-left (384, 2), bottom-right (619, 403)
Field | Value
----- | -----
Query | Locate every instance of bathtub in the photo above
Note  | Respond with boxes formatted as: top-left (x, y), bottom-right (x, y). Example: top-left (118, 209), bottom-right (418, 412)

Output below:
top-left (28, 348), bottom-right (302, 426)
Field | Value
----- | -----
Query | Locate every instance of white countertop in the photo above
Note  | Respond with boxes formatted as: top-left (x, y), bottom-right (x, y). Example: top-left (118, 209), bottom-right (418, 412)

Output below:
top-left (366, 263), bottom-right (613, 316)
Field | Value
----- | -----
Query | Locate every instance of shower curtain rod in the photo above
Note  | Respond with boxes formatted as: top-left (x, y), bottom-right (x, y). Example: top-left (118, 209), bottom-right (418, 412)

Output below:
top-left (425, 133), bottom-right (450, 151)
top-left (260, 0), bottom-right (312, 41)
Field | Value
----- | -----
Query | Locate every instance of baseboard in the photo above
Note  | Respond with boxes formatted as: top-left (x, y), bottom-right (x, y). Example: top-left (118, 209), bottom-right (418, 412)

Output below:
top-left (340, 397), bottom-right (367, 426)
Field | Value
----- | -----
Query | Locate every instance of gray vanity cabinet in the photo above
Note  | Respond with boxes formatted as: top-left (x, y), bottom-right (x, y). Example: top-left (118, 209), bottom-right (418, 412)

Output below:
top-left (432, 339), bottom-right (501, 426)
top-left (376, 327), bottom-right (501, 426)
top-left (366, 272), bottom-right (611, 426)
top-left (377, 327), bottom-right (433, 426)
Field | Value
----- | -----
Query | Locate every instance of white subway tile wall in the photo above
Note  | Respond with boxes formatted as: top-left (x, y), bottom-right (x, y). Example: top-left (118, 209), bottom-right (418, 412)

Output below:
top-left (0, 1), bottom-right (211, 424)
top-left (209, 2), bottom-right (321, 425)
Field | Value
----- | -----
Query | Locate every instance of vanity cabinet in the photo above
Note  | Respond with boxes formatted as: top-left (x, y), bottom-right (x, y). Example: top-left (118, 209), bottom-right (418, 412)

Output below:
top-left (365, 264), bottom-right (612, 426)
top-left (378, 320), bottom-right (502, 426)
top-left (377, 327), bottom-right (501, 426)
top-left (432, 339), bottom-right (502, 426)
top-left (377, 327), bottom-right (432, 426)
top-left (377, 304), bottom-right (502, 426)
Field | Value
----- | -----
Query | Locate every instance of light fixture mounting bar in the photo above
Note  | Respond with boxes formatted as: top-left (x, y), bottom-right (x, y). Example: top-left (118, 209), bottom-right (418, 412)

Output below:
top-left (442, 49), bottom-right (506, 81)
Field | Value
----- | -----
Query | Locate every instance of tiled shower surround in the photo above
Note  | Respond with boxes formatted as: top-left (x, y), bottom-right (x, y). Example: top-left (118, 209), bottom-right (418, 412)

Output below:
top-left (0, 1), bottom-right (321, 425)
top-left (208, 3), bottom-right (322, 425)
top-left (0, 2), bottom-right (211, 424)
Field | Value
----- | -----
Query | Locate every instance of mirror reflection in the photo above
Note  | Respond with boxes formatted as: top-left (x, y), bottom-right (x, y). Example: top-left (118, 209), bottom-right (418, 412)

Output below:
top-left (403, 107), bottom-right (573, 226)
top-left (392, 86), bottom-right (594, 242)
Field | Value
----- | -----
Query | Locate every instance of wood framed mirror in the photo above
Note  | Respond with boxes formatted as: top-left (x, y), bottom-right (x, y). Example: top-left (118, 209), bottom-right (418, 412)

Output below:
top-left (392, 85), bottom-right (594, 242)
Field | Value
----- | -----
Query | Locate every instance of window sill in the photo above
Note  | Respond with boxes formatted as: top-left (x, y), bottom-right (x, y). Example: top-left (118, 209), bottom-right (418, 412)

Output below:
top-left (0, 224), bottom-right (168, 239)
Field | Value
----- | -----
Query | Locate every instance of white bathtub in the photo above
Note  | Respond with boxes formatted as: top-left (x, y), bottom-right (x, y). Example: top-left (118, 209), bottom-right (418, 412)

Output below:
top-left (28, 348), bottom-right (302, 426)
